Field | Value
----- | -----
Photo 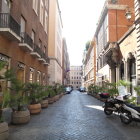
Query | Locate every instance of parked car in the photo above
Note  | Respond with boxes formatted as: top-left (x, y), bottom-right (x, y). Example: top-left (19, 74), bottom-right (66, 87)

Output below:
top-left (65, 87), bottom-right (72, 94)
top-left (79, 87), bottom-right (86, 92)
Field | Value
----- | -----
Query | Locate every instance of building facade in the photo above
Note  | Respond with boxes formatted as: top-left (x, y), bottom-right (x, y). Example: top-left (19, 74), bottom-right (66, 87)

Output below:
top-left (62, 38), bottom-right (70, 86)
top-left (0, 0), bottom-right (49, 93)
top-left (48, 0), bottom-right (63, 85)
top-left (95, 0), bottom-right (134, 86)
top-left (70, 66), bottom-right (82, 89)
top-left (117, 25), bottom-right (137, 95)
top-left (82, 41), bottom-right (96, 89)
top-left (135, 0), bottom-right (140, 87)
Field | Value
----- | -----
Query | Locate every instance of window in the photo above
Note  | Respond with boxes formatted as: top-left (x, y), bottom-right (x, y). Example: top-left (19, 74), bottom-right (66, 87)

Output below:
top-left (40, 0), bottom-right (44, 25)
top-left (42, 73), bottom-right (46, 85)
top-left (77, 77), bottom-right (78, 79)
top-left (31, 30), bottom-right (35, 43)
top-left (77, 82), bottom-right (78, 84)
top-left (43, 46), bottom-right (46, 54)
top-left (4, 0), bottom-right (12, 9)
top-left (0, 56), bottom-right (9, 96)
top-left (33, 0), bottom-right (38, 14)
top-left (37, 71), bottom-right (41, 83)
top-left (44, 11), bottom-right (48, 33)
top-left (39, 39), bottom-right (42, 48)
top-left (20, 16), bottom-right (26, 33)
top-left (17, 62), bottom-right (25, 83)
top-left (29, 68), bottom-right (34, 83)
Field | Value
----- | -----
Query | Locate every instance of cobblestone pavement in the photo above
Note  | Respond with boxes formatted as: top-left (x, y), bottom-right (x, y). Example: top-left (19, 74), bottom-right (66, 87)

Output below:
top-left (9, 90), bottom-right (140, 140)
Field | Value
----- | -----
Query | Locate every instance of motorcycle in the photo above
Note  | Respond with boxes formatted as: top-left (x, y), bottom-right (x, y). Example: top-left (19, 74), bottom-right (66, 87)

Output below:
top-left (120, 101), bottom-right (140, 124)
top-left (102, 94), bottom-right (124, 115)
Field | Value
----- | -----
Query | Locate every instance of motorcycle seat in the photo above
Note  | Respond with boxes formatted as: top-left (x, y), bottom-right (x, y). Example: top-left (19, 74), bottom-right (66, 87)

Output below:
top-left (126, 103), bottom-right (140, 113)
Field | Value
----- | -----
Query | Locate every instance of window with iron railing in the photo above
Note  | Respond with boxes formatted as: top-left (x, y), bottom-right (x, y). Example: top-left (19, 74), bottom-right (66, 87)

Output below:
top-left (33, 0), bottom-right (38, 14)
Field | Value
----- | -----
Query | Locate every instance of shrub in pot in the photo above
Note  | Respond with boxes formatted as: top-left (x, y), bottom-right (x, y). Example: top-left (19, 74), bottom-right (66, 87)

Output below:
top-left (0, 61), bottom-right (11, 139)
top-left (9, 79), bottom-right (30, 124)
top-left (0, 91), bottom-right (10, 140)
top-left (53, 83), bottom-right (61, 101)
top-left (25, 83), bottom-right (42, 114)
top-left (47, 85), bottom-right (56, 104)
top-left (40, 86), bottom-right (49, 108)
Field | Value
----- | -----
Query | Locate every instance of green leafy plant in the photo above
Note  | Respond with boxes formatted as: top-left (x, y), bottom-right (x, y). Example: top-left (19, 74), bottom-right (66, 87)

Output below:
top-left (47, 85), bottom-right (56, 98)
top-left (10, 80), bottom-right (28, 111)
top-left (117, 80), bottom-right (131, 87)
top-left (105, 82), bottom-right (119, 97)
top-left (40, 85), bottom-right (49, 100)
top-left (0, 91), bottom-right (10, 122)
top-left (0, 61), bottom-right (11, 122)
top-left (88, 84), bottom-right (102, 95)
top-left (25, 83), bottom-right (42, 104)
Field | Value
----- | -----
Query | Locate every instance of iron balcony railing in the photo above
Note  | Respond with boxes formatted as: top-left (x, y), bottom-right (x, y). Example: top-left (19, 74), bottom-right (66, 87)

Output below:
top-left (33, 44), bottom-right (41, 56)
top-left (20, 32), bottom-right (33, 48)
top-left (32, 44), bottom-right (50, 63)
top-left (0, 13), bottom-right (20, 36)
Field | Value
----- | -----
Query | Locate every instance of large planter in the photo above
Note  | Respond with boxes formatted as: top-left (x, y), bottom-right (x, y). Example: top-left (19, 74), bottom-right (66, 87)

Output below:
top-left (41, 99), bottom-right (48, 108)
top-left (0, 122), bottom-right (9, 140)
top-left (54, 95), bottom-right (59, 102)
top-left (12, 110), bottom-right (30, 124)
top-left (28, 103), bottom-right (41, 114)
top-left (48, 97), bottom-right (54, 104)
top-left (60, 93), bottom-right (63, 98)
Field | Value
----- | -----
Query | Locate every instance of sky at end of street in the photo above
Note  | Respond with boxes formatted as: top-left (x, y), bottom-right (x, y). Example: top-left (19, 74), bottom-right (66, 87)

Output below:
top-left (58, 0), bottom-right (106, 66)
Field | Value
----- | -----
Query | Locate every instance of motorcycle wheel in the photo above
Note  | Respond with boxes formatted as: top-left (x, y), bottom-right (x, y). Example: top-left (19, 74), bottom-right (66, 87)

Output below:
top-left (120, 111), bottom-right (132, 124)
top-left (104, 108), bottom-right (113, 115)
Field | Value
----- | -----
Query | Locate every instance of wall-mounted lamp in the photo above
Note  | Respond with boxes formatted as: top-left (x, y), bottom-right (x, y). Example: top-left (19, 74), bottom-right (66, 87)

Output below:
top-left (125, 10), bottom-right (132, 20)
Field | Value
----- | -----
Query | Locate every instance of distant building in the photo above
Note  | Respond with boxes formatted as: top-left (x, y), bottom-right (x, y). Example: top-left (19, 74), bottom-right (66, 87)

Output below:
top-left (82, 40), bottom-right (96, 89)
top-left (48, 0), bottom-right (63, 84)
top-left (70, 66), bottom-right (82, 89)
top-left (62, 38), bottom-right (70, 85)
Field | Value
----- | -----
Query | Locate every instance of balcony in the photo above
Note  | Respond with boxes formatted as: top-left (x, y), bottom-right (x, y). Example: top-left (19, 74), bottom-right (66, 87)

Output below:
top-left (30, 44), bottom-right (41, 58)
top-left (43, 56), bottom-right (50, 65)
top-left (38, 49), bottom-right (50, 65)
top-left (19, 32), bottom-right (33, 52)
top-left (0, 13), bottom-right (20, 41)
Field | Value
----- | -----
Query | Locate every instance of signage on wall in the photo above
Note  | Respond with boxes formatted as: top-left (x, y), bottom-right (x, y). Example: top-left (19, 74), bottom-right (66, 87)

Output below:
top-left (0, 53), bottom-right (9, 62)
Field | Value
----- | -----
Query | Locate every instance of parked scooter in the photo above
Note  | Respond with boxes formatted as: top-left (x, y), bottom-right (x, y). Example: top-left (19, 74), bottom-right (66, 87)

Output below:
top-left (120, 101), bottom-right (140, 124)
top-left (102, 94), bottom-right (124, 115)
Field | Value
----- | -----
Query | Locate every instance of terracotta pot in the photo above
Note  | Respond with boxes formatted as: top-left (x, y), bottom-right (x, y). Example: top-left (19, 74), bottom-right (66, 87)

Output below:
top-left (60, 93), bottom-right (63, 98)
top-left (28, 103), bottom-right (41, 114)
top-left (54, 95), bottom-right (59, 102)
top-left (12, 110), bottom-right (30, 124)
top-left (48, 97), bottom-right (54, 104)
top-left (41, 99), bottom-right (48, 108)
top-left (0, 122), bottom-right (9, 140)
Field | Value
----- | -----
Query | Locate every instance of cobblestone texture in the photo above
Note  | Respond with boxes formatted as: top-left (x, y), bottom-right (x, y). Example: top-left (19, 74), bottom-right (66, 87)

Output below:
top-left (9, 91), bottom-right (140, 140)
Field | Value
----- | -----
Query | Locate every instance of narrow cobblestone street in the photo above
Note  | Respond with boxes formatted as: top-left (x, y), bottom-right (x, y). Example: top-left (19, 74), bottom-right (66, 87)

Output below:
top-left (9, 90), bottom-right (140, 140)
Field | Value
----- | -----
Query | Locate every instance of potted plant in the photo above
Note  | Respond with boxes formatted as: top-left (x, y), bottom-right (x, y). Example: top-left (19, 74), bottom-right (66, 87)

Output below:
top-left (9, 79), bottom-right (30, 124)
top-left (0, 61), bottom-right (11, 139)
top-left (59, 85), bottom-right (65, 98)
top-left (40, 86), bottom-right (49, 108)
top-left (47, 85), bottom-right (56, 104)
top-left (54, 83), bottom-right (61, 101)
top-left (0, 91), bottom-right (10, 140)
top-left (25, 83), bottom-right (42, 114)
